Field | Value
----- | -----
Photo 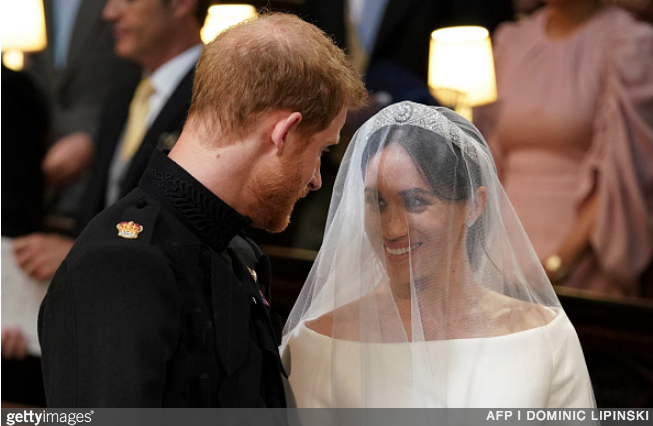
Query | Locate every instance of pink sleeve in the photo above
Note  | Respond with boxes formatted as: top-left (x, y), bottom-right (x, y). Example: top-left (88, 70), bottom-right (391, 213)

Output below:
top-left (581, 22), bottom-right (653, 286)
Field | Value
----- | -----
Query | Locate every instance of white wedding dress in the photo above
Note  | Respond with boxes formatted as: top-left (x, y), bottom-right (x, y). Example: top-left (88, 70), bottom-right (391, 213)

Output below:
top-left (283, 308), bottom-right (593, 408)
top-left (281, 102), bottom-right (597, 409)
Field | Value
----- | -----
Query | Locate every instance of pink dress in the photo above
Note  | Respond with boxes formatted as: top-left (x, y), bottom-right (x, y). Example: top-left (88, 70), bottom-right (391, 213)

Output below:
top-left (475, 7), bottom-right (653, 296)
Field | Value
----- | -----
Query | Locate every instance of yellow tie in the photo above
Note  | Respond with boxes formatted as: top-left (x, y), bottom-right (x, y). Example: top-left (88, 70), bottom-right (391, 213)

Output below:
top-left (121, 77), bottom-right (155, 161)
top-left (345, 8), bottom-right (369, 75)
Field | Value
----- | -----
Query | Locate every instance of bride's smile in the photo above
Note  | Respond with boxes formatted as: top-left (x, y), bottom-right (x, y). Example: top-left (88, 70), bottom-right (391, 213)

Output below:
top-left (384, 242), bottom-right (422, 258)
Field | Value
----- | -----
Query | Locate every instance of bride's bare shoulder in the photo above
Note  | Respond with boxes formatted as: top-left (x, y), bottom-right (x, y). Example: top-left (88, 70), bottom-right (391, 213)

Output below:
top-left (481, 289), bottom-right (557, 334)
top-left (306, 311), bottom-right (335, 337)
top-left (305, 296), bottom-right (368, 339)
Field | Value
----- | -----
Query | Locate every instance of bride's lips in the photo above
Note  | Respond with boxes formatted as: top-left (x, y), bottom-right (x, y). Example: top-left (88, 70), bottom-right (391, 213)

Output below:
top-left (384, 242), bottom-right (422, 261)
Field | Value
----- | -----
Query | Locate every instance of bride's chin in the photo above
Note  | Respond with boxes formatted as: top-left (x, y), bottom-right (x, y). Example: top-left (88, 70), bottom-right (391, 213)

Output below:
top-left (387, 268), bottom-right (411, 286)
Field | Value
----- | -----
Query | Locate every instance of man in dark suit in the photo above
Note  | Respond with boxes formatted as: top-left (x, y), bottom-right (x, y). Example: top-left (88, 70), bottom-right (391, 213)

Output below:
top-left (267, 0), bottom-right (515, 252)
top-left (38, 12), bottom-right (367, 407)
top-left (13, 0), bottom-right (210, 281)
top-left (28, 0), bottom-right (141, 196)
top-left (302, 0), bottom-right (514, 104)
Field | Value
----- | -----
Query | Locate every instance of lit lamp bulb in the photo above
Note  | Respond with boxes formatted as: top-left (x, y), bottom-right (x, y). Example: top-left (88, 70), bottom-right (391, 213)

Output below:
top-left (428, 26), bottom-right (497, 120)
top-left (0, 0), bottom-right (47, 70)
top-left (200, 4), bottom-right (258, 43)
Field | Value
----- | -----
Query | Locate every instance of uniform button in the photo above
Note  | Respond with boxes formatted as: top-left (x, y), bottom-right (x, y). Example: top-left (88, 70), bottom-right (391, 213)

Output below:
top-left (251, 297), bottom-right (257, 305)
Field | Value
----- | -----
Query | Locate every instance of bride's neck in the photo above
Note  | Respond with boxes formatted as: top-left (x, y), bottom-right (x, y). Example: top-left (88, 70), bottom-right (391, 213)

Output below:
top-left (390, 264), bottom-right (483, 341)
top-left (389, 255), bottom-right (476, 309)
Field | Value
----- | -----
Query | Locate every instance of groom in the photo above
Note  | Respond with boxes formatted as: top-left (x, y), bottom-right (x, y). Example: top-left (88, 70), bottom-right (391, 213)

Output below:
top-left (38, 12), bottom-right (367, 407)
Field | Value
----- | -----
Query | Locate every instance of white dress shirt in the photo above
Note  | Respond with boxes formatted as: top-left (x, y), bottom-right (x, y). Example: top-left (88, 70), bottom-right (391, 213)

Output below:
top-left (105, 44), bottom-right (204, 206)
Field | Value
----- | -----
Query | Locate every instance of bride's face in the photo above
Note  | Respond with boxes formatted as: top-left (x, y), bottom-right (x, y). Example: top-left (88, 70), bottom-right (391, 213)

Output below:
top-left (364, 143), bottom-right (468, 287)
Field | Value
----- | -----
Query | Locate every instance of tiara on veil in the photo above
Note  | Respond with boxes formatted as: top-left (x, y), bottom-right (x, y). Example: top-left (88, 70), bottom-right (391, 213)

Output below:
top-left (360, 101), bottom-right (485, 163)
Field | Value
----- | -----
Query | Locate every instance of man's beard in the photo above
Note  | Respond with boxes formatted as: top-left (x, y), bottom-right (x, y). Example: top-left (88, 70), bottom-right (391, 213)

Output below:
top-left (246, 155), bottom-right (310, 233)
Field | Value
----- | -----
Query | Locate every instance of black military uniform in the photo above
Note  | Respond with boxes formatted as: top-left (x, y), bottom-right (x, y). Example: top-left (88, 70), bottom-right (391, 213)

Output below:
top-left (38, 149), bottom-right (287, 407)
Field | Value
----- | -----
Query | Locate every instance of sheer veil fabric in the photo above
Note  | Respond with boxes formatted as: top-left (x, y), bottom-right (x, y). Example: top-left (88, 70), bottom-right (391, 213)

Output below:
top-left (281, 102), bottom-right (596, 408)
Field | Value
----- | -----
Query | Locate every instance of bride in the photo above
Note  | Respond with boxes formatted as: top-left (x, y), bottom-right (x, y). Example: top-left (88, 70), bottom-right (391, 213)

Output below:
top-left (280, 101), bottom-right (596, 408)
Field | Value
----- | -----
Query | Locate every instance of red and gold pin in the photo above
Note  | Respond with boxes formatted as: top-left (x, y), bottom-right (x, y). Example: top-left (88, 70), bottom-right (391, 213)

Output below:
top-left (116, 221), bottom-right (143, 239)
top-left (259, 290), bottom-right (269, 306)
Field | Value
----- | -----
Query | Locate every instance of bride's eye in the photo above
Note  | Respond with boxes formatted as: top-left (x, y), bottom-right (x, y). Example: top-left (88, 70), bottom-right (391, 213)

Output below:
top-left (404, 196), bottom-right (430, 212)
top-left (365, 192), bottom-right (386, 211)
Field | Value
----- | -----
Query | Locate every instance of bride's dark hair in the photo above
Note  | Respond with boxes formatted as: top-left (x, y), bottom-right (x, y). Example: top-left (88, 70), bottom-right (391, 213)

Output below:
top-left (360, 124), bottom-right (483, 202)
top-left (360, 118), bottom-right (488, 267)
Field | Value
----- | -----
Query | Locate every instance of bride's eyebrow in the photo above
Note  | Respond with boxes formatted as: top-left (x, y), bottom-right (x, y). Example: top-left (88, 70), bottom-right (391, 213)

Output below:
top-left (399, 188), bottom-right (433, 198)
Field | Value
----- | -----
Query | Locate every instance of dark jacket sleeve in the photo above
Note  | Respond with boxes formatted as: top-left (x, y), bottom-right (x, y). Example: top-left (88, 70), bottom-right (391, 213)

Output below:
top-left (39, 241), bottom-right (180, 407)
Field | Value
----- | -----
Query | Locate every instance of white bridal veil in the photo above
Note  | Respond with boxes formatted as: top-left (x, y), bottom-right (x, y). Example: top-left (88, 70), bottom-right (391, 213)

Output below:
top-left (281, 102), bottom-right (596, 408)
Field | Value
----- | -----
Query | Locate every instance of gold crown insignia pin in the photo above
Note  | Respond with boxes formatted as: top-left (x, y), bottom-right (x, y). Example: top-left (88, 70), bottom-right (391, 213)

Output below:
top-left (247, 267), bottom-right (257, 282)
top-left (116, 221), bottom-right (144, 239)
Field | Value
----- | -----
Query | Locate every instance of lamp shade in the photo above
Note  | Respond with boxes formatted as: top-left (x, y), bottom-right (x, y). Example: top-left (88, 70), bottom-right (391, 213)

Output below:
top-left (0, 0), bottom-right (47, 52)
top-left (428, 26), bottom-right (496, 108)
top-left (200, 4), bottom-right (257, 43)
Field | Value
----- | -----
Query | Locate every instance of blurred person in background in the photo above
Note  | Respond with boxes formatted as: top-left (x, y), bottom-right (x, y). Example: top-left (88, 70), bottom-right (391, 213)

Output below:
top-left (270, 0), bottom-right (516, 252)
top-left (474, 0), bottom-right (653, 297)
top-left (1, 64), bottom-right (49, 407)
top-left (28, 0), bottom-right (140, 217)
top-left (302, 0), bottom-right (514, 106)
top-left (13, 0), bottom-right (209, 282)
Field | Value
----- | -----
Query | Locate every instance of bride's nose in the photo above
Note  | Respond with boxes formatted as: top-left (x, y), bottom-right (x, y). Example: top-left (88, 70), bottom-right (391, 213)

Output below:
top-left (382, 207), bottom-right (408, 240)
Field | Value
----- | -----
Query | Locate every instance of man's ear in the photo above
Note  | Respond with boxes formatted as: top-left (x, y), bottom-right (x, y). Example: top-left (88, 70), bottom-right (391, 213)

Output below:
top-left (467, 186), bottom-right (488, 224)
top-left (271, 112), bottom-right (302, 155)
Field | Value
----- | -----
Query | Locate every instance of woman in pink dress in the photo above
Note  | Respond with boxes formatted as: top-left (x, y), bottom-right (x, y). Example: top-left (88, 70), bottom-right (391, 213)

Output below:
top-left (475, 0), bottom-right (653, 296)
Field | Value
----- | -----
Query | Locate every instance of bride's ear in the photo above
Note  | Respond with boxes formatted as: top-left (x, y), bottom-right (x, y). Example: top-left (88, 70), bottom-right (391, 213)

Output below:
top-left (466, 186), bottom-right (487, 225)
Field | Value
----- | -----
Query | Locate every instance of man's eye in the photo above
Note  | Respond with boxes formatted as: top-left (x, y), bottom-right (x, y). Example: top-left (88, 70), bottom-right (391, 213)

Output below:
top-left (321, 147), bottom-right (331, 156)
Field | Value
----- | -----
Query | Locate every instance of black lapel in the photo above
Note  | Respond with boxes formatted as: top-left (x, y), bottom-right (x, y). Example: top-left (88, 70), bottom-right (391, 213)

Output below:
top-left (227, 246), bottom-right (283, 370)
top-left (43, 0), bottom-right (55, 51)
top-left (372, 0), bottom-right (423, 57)
top-left (76, 88), bottom-right (134, 231)
top-left (210, 251), bottom-right (250, 377)
top-left (63, 0), bottom-right (106, 79)
top-left (120, 67), bottom-right (195, 197)
top-left (35, 0), bottom-right (56, 86)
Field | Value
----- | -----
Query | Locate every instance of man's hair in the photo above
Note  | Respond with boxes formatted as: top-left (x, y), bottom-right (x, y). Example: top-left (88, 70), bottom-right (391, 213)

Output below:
top-left (187, 12), bottom-right (367, 144)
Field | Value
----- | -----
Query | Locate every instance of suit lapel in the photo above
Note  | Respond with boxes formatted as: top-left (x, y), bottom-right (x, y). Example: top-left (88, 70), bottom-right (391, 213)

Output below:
top-left (95, 92), bottom-right (132, 184)
top-left (120, 67), bottom-right (195, 196)
top-left (36, 0), bottom-right (57, 85)
top-left (372, 0), bottom-right (422, 56)
top-left (78, 88), bottom-right (133, 228)
top-left (44, 0), bottom-right (55, 51)
top-left (63, 0), bottom-right (106, 81)
top-left (210, 251), bottom-right (250, 377)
